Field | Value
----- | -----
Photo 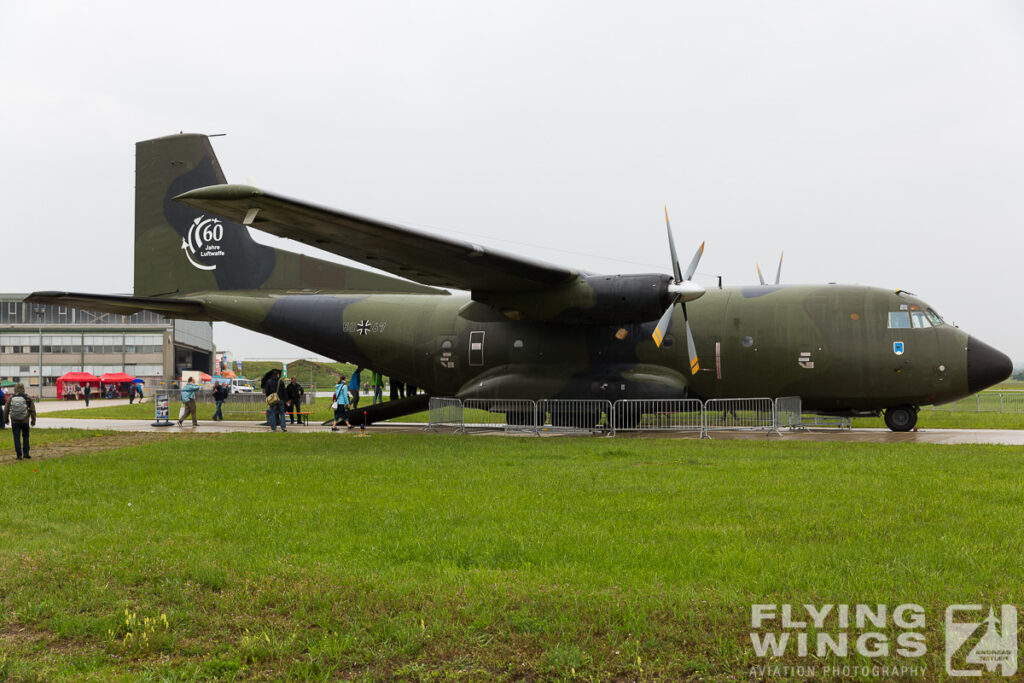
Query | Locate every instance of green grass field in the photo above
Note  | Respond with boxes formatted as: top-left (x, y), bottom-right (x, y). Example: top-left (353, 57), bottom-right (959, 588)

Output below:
top-left (1, 433), bottom-right (1022, 680)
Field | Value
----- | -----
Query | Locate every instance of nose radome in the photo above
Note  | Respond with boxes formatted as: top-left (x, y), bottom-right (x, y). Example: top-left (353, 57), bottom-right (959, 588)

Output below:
top-left (966, 336), bottom-right (1013, 394)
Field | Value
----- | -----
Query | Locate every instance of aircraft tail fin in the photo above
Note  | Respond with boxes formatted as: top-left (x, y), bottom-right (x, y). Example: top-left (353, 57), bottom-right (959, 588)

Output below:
top-left (134, 134), bottom-right (443, 297)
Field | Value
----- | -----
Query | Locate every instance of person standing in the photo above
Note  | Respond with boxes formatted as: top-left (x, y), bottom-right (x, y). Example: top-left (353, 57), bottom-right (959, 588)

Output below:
top-left (128, 383), bottom-right (135, 404)
top-left (263, 369), bottom-right (288, 432)
top-left (348, 368), bottom-right (362, 410)
top-left (178, 376), bottom-right (200, 428)
top-left (331, 374), bottom-right (351, 431)
top-left (0, 386), bottom-right (6, 431)
top-left (286, 377), bottom-right (304, 424)
top-left (371, 371), bottom-right (384, 405)
top-left (276, 373), bottom-right (289, 430)
top-left (83, 384), bottom-right (91, 407)
top-left (5, 383), bottom-right (36, 460)
top-left (212, 381), bottom-right (228, 421)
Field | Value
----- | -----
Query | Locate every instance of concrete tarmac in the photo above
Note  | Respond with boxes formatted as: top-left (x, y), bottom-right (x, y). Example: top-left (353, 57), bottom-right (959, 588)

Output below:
top-left (29, 416), bottom-right (1024, 445)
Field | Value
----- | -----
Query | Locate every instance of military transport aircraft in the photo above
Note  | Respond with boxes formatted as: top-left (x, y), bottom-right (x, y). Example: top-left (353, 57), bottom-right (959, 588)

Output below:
top-left (28, 134), bottom-right (1012, 431)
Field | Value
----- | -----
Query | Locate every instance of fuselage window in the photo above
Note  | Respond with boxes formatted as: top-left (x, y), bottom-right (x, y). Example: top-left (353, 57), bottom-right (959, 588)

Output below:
top-left (925, 309), bottom-right (944, 326)
top-left (910, 311), bottom-right (931, 328)
top-left (888, 311), bottom-right (911, 329)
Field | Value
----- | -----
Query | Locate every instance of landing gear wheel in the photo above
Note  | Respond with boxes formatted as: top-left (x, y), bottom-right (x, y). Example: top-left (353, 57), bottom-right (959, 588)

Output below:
top-left (884, 405), bottom-right (918, 432)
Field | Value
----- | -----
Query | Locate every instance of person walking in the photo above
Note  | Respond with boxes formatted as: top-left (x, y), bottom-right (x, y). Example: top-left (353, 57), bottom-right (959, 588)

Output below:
top-left (83, 384), bottom-right (91, 407)
top-left (5, 383), bottom-right (36, 460)
top-left (128, 383), bottom-right (135, 404)
top-left (178, 376), bottom-right (201, 427)
top-left (372, 371), bottom-right (384, 405)
top-left (331, 374), bottom-right (351, 431)
top-left (286, 377), bottom-right (304, 424)
top-left (212, 381), bottom-right (228, 421)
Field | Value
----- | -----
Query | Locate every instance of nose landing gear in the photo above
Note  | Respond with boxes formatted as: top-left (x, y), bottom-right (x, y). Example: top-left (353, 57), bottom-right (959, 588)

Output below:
top-left (884, 405), bottom-right (919, 432)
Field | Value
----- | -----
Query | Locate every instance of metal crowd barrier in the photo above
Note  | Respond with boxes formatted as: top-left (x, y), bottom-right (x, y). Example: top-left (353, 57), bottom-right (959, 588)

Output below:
top-left (701, 398), bottom-right (778, 437)
top-left (613, 399), bottom-right (703, 432)
top-left (428, 397), bottom-right (464, 432)
top-left (773, 396), bottom-right (804, 431)
top-left (538, 399), bottom-right (613, 434)
top-left (929, 392), bottom-right (1024, 414)
top-left (800, 413), bottom-right (852, 429)
top-left (463, 399), bottom-right (539, 433)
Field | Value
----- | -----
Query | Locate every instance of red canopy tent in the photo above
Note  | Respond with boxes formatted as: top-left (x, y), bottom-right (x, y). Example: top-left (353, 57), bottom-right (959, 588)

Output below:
top-left (56, 372), bottom-right (102, 399)
top-left (99, 372), bottom-right (137, 384)
top-left (99, 372), bottom-right (139, 399)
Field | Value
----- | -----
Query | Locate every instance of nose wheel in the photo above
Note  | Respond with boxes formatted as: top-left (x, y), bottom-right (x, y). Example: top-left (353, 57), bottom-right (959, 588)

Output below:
top-left (884, 405), bottom-right (918, 432)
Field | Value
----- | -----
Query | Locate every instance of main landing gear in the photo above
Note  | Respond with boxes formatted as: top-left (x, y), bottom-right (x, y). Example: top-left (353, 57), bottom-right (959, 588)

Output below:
top-left (884, 405), bottom-right (919, 432)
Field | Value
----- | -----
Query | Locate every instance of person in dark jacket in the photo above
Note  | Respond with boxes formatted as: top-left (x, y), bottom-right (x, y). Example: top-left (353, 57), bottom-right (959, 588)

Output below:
top-left (263, 369), bottom-right (288, 432)
top-left (286, 377), bottom-right (304, 424)
top-left (4, 383), bottom-right (36, 460)
top-left (0, 387), bottom-right (6, 430)
top-left (212, 382), bottom-right (229, 421)
top-left (83, 384), bottom-right (91, 406)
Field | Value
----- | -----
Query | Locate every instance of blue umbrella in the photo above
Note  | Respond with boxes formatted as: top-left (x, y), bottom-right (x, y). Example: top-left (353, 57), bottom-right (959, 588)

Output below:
top-left (132, 378), bottom-right (145, 384)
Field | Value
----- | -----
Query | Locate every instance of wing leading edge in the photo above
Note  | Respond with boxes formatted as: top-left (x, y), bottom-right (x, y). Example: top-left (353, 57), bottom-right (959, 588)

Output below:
top-left (174, 184), bottom-right (577, 293)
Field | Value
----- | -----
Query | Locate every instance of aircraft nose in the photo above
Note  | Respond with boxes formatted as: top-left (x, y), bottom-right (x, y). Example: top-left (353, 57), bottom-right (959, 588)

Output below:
top-left (966, 336), bottom-right (1013, 394)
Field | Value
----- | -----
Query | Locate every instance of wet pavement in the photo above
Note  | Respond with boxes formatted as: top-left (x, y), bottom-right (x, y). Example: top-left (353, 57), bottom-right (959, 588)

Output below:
top-left (30, 417), bottom-right (1024, 445)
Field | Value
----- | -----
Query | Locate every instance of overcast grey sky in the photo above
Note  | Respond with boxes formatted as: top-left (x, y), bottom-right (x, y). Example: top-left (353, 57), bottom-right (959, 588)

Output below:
top-left (2, 1), bottom-right (1022, 363)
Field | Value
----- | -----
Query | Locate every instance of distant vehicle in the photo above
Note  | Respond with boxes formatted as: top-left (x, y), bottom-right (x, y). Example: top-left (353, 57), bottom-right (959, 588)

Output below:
top-left (228, 378), bottom-right (255, 394)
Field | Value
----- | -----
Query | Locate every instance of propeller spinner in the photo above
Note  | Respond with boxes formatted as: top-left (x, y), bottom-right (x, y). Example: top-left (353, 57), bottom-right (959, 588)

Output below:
top-left (652, 207), bottom-right (705, 375)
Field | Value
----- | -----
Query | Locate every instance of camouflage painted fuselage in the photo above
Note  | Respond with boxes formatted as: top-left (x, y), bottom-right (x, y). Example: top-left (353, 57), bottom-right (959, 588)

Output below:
top-left (193, 283), bottom-right (973, 413)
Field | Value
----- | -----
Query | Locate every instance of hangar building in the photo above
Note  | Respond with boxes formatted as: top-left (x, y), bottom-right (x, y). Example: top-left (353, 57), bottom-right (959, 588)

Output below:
top-left (0, 295), bottom-right (214, 398)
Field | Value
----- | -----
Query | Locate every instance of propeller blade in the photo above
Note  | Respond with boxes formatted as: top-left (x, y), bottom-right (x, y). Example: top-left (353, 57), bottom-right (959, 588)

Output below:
top-left (685, 316), bottom-right (700, 374)
top-left (682, 241), bottom-right (705, 282)
top-left (774, 251), bottom-right (784, 286)
top-left (651, 294), bottom-right (679, 348)
top-left (664, 206), bottom-right (683, 283)
top-left (756, 263), bottom-right (766, 286)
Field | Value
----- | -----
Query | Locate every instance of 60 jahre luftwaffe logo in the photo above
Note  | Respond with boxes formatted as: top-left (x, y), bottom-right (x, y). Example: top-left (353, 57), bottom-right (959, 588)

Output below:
top-left (182, 215), bottom-right (226, 271)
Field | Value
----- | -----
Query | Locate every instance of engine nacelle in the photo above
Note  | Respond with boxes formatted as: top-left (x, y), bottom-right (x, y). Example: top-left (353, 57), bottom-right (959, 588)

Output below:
top-left (473, 273), bottom-right (673, 325)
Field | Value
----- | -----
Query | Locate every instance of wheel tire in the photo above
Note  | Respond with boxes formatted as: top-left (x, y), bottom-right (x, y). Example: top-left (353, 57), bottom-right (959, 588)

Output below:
top-left (884, 405), bottom-right (918, 432)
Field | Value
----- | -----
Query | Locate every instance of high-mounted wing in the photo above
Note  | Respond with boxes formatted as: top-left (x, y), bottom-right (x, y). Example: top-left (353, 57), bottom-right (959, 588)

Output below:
top-left (25, 292), bottom-right (209, 319)
top-left (175, 185), bottom-right (577, 293)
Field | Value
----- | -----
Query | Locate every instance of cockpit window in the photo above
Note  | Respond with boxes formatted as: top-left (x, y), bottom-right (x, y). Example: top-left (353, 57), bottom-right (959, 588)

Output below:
top-left (888, 311), bottom-right (912, 329)
top-left (925, 309), bottom-right (944, 326)
top-left (910, 311), bottom-right (931, 328)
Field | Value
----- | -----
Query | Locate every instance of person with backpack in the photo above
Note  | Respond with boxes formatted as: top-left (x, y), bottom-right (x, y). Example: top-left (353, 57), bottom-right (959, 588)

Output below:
top-left (4, 383), bottom-right (36, 460)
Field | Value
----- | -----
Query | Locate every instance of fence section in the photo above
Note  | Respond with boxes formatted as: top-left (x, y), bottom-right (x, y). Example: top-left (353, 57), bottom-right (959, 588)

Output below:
top-left (774, 396), bottom-right (803, 431)
top-left (930, 392), bottom-right (1024, 413)
top-left (538, 399), bottom-right (614, 434)
top-left (701, 398), bottom-right (777, 436)
top-left (428, 397), bottom-right (464, 432)
top-left (463, 399), bottom-right (539, 433)
top-left (612, 399), bottom-right (704, 432)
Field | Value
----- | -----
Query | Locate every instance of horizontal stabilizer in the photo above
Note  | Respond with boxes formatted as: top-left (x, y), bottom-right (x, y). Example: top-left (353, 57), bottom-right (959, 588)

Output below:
top-left (26, 291), bottom-right (209, 319)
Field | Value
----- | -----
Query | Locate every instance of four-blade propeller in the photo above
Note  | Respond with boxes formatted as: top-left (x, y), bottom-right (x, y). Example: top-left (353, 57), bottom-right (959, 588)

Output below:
top-left (756, 251), bottom-right (784, 286)
top-left (651, 207), bottom-right (705, 375)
